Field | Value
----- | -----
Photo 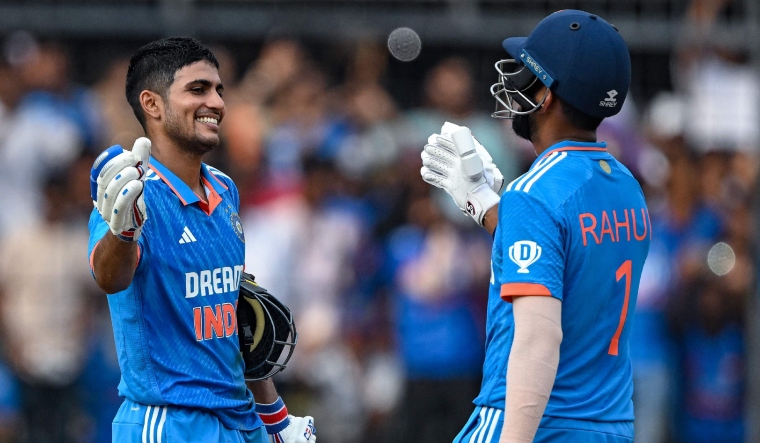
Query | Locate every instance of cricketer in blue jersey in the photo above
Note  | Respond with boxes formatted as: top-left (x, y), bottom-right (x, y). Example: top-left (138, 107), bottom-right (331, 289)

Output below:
top-left (87, 38), bottom-right (314, 443)
top-left (421, 10), bottom-right (649, 443)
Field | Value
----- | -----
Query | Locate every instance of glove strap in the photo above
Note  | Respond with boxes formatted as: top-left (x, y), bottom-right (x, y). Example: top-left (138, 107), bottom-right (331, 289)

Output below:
top-left (116, 227), bottom-right (142, 242)
top-left (256, 397), bottom-right (290, 434)
top-left (465, 183), bottom-right (501, 227)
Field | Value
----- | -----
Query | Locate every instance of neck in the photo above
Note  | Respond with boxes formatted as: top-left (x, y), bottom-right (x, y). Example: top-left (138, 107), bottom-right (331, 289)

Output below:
top-left (148, 130), bottom-right (205, 194)
top-left (532, 128), bottom-right (597, 157)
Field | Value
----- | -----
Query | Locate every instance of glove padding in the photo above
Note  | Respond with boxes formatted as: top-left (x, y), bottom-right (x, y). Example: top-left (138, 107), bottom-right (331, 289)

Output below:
top-left (269, 415), bottom-right (316, 443)
top-left (420, 125), bottom-right (501, 226)
top-left (92, 138), bottom-right (151, 241)
top-left (440, 122), bottom-right (505, 194)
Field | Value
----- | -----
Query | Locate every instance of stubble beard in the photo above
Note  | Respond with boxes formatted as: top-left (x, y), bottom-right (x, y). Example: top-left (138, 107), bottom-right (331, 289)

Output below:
top-left (164, 104), bottom-right (218, 156)
top-left (511, 111), bottom-right (538, 143)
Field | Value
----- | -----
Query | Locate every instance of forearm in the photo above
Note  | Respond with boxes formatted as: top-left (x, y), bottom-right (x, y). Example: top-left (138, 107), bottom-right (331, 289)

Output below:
top-left (501, 296), bottom-right (562, 443)
top-left (92, 231), bottom-right (139, 293)
top-left (483, 205), bottom-right (500, 236)
top-left (247, 377), bottom-right (280, 404)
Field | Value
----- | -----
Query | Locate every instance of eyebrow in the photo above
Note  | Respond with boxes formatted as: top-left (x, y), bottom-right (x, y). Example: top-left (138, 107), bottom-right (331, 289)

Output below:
top-left (186, 79), bottom-right (224, 92)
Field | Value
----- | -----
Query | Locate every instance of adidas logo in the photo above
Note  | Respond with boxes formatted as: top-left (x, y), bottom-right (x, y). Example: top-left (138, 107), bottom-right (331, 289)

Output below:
top-left (179, 226), bottom-right (197, 244)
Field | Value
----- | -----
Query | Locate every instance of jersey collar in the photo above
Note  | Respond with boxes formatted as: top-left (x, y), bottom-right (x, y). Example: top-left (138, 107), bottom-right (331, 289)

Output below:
top-left (536, 140), bottom-right (607, 163)
top-left (148, 158), bottom-right (229, 211)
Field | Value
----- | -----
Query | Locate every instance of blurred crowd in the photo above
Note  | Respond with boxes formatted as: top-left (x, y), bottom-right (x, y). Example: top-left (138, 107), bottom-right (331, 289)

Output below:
top-left (0, 1), bottom-right (757, 442)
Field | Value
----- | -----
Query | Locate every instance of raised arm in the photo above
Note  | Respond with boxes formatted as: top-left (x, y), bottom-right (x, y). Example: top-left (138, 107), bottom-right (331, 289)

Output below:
top-left (90, 138), bottom-right (151, 293)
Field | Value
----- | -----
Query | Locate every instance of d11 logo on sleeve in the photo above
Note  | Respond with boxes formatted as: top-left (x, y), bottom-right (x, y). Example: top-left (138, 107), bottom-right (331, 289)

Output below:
top-left (509, 240), bottom-right (542, 273)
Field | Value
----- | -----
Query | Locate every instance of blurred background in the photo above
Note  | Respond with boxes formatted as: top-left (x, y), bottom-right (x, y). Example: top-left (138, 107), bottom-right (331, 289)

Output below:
top-left (0, 0), bottom-right (758, 442)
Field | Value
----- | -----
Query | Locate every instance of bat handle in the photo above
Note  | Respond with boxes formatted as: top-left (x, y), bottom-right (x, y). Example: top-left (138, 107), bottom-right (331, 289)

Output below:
top-left (452, 126), bottom-right (483, 181)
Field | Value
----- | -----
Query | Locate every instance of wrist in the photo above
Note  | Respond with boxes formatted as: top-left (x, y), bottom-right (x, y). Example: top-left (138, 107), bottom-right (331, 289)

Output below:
top-left (466, 183), bottom-right (501, 226)
top-left (256, 397), bottom-right (290, 434)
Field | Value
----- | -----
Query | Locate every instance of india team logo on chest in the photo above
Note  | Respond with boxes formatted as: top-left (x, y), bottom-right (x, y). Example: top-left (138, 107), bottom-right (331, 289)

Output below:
top-left (509, 240), bottom-right (542, 273)
top-left (230, 212), bottom-right (244, 243)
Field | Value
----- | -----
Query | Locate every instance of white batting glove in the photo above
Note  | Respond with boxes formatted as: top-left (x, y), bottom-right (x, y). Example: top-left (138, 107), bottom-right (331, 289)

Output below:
top-left (91, 138), bottom-right (151, 242)
top-left (270, 415), bottom-right (316, 443)
top-left (441, 122), bottom-right (505, 194)
top-left (421, 129), bottom-right (501, 226)
top-left (257, 398), bottom-right (316, 443)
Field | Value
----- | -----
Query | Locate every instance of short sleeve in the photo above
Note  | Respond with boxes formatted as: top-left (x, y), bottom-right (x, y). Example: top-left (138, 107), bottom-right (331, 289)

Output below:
top-left (497, 191), bottom-right (565, 302)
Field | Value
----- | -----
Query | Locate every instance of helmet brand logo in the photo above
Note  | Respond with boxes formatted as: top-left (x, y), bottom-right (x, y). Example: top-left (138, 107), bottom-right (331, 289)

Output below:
top-left (525, 55), bottom-right (543, 75)
top-left (600, 89), bottom-right (618, 107)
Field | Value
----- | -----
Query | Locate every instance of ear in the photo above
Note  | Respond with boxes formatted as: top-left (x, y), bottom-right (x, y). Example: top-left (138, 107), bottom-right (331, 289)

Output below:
top-left (139, 90), bottom-right (163, 122)
top-left (537, 88), bottom-right (554, 114)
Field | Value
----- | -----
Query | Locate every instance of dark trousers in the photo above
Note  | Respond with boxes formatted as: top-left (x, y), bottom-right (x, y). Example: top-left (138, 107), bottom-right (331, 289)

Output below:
top-left (19, 381), bottom-right (80, 443)
top-left (374, 377), bottom-right (481, 443)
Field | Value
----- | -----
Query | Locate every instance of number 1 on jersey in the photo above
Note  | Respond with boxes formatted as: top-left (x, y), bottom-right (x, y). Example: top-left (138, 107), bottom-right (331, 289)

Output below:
top-left (608, 260), bottom-right (632, 356)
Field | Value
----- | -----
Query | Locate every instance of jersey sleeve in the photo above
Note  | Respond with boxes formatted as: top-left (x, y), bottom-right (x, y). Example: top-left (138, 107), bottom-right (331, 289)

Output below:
top-left (497, 191), bottom-right (565, 302)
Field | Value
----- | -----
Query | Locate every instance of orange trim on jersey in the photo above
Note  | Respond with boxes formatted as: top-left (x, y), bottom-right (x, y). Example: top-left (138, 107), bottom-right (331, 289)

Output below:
top-left (207, 170), bottom-right (229, 190)
top-left (196, 176), bottom-right (223, 215)
top-left (149, 166), bottom-right (189, 206)
top-left (500, 283), bottom-right (552, 303)
top-left (89, 239), bottom-right (100, 272)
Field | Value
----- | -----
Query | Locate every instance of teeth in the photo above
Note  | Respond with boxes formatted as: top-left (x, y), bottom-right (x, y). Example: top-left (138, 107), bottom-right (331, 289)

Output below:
top-left (196, 117), bottom-right (218, 125)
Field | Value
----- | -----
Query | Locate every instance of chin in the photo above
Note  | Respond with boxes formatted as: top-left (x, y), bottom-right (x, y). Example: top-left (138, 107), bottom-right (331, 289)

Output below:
top-left (177, 136), bottom-right (218, 156)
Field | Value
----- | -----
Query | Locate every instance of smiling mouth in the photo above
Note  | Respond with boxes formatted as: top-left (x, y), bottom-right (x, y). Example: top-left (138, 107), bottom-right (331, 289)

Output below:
top-left (196, 116), bottom-right (219, 125)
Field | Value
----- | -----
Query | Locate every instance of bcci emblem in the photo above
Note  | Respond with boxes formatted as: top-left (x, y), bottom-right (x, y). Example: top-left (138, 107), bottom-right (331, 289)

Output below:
top-left (508, 240), bottom-right (542, 273)
top-left (230, 213), bottom-right (245, 243)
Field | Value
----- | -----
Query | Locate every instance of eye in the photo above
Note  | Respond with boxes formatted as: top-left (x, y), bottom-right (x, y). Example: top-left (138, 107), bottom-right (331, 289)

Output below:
top-left (191, 87), bottom-right (204, 94)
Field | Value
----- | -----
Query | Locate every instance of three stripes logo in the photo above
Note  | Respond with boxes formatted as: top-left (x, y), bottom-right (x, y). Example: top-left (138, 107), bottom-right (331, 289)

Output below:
top-left (179, 226), bottom-right (197, 244)
top-left (506, 151), bottom-right (567, 193)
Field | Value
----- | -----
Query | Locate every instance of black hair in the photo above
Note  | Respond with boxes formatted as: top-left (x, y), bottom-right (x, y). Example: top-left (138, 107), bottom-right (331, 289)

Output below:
top-left (125, 37), bottom-right (219, 129)
top-left (559, 97), bottom-right (603, 132)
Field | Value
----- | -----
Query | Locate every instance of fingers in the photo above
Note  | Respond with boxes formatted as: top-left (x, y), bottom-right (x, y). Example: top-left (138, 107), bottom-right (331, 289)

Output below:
top-left (421, 150), bottom-right (455, 179)
top-left (99, 166), bottom-right (142, 222)
top-left (420, 166), bottom-right (450, 189)
top-left (423, 143), bottom-right (456, 164)
top-left (96, 151), bottom-right (139, 203)
top-left (435, 134), bottom-right (457, 154)
top-left (110, 180), bottom-right (145, 233)
top-left (131, 137), bottom-right (152, 172)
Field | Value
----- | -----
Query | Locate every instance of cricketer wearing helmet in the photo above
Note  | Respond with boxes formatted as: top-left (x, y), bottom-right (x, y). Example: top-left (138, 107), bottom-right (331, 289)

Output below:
top-left (420, 10), bottom-right (650, 443)
top-left (88, 37), bottom-right (313, 443)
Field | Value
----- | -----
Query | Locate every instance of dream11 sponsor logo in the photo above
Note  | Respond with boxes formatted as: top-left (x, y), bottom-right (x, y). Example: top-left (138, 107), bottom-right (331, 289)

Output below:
top-left (509, 240), bottom-right (542, 273)
top-left (185, 265), bottom-right (244, 341)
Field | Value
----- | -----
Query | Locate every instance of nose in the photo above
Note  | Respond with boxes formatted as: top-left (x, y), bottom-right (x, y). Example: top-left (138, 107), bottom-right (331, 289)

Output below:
top-left (207, 89), bottom-right (225, 113)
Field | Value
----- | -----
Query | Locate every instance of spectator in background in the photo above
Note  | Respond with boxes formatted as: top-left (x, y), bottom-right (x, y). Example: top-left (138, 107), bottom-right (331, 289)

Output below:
top-left (0, 171), bottom-right (101, 443)
top-left (0, 34), bottom-right (82, 242)
top-left (633, 95), bottom-right (724, 443)
top-left (379, 194), bottom-right (489, 443)
top-left (243, 156), bottom-right (370, 443)
top-left (93, 57), bottom-right (144, 150)
top-left (401, 57), bottom-right (519, 181)
top-left (668, 275), bottom-right (746, 443)
top-left (10, 32), bottom-right (105, 152)
top-left (328, 41), bottom-right (399, 178)
top-left (676, 0), bottom-right (759, 156)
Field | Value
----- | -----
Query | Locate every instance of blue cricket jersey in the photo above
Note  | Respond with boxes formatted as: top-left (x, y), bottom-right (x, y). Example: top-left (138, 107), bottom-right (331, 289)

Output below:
top-left (475, 141), bottom-right (650, 431)
top-left (88, 157), bottom-right (261, 431)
